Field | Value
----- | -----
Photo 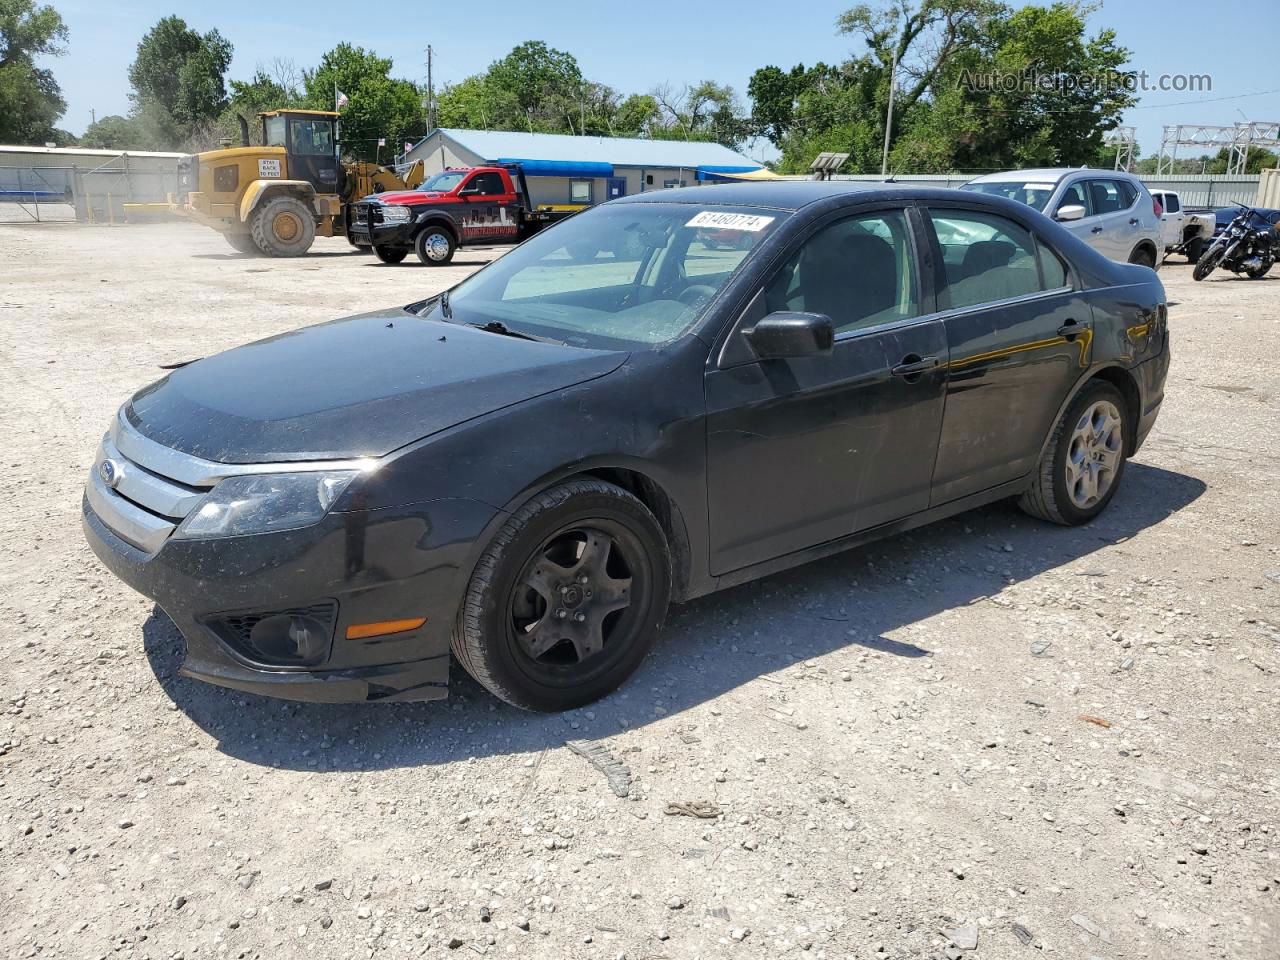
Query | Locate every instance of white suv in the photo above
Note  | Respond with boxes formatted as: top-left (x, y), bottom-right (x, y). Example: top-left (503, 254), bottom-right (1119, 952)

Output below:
top-left (962, 168), bottom-right (1162, 269)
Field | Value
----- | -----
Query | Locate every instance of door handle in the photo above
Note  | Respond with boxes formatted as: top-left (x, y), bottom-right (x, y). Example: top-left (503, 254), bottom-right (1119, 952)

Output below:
top-left (1091, 226), bottom-right (1104, 234)
top-left (1129, 217), bottom-right (1140, 225)
top-left (891, 354), bottom-right (940, 379)
top-left (1057, 319), bottom-right (1085, 341)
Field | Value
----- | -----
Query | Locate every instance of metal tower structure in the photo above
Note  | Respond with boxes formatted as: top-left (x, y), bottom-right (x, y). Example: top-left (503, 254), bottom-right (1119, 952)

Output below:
top-left (1104, 126), bottom-right (1137, 171)
top-left (1157, 122), bottom-right (1280, 174)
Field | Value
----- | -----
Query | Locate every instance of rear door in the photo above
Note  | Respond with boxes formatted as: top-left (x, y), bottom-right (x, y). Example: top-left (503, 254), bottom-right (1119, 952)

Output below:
top-left (923, 204), bottom-right (1090, 503)
top-left (1085, 178), bottom-right (1137, 260)
top-left (704, 205), bottom-right (948, 574)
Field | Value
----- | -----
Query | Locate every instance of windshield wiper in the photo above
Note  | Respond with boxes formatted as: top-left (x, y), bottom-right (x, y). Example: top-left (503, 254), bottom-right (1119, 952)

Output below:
top-left (469, 320), bottom-right (563, 345)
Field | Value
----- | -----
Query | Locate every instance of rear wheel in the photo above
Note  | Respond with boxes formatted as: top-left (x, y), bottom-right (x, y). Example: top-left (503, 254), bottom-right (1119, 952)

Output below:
top-left (414, 226), bottom-right (456, 265)
top-left (1127, 245), bottom-right (1156, 269)
top-left (1245, 252), bottom-right (1274, 279)
top-left (1019, 381), bottom-right (1128, 526)
top-left (373, 246), bottom-right (407, 264)
top-left (249, 195), bottom-right (316, 257)
top-left (223, 233), bottom-right (260, 255)
top-left (451, 479), bottom-right (671, 711)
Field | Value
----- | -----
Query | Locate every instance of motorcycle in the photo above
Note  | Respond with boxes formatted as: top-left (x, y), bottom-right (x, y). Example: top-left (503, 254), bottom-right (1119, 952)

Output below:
top-left (1193, 203), bottom-right (1280, 281)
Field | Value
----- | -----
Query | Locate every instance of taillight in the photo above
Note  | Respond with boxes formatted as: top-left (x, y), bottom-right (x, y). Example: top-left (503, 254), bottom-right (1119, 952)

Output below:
top-left (1153, 196), bottom-right (1162, 217)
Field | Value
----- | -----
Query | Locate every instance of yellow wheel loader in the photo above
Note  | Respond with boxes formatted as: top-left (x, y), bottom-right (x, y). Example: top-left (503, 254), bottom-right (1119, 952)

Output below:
top-left (170, 110), bottom-right (424, 256)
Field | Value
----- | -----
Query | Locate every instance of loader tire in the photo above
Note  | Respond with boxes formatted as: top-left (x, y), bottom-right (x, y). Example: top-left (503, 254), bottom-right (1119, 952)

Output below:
top-left (250, 195), bottom-right (316, 257)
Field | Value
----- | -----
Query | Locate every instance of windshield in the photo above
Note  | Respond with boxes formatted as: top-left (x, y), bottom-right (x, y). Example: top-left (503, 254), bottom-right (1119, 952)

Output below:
top-left (961, 180), bottom-right (1058, 211)
top-left (435, 203), bottom-right (785, 349)
top-left (422, 171), bottom-right (467, 192)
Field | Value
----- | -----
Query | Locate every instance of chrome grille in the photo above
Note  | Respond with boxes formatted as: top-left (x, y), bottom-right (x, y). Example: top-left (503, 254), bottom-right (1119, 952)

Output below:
top-left (86, 407), bottom-right (378, 556)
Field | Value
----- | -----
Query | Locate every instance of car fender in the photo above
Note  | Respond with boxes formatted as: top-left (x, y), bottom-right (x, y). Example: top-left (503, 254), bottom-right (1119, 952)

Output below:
top-left (412, 211), bottom-right (460, 242)
top-left (1034, 361), bottom-right (1143, 466)
top-left (239, 180), bottom-right (316, 222)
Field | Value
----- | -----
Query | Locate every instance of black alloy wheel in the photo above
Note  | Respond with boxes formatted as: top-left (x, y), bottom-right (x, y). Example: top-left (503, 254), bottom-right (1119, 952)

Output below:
top-left (452, 479), bottom-right (671, 711)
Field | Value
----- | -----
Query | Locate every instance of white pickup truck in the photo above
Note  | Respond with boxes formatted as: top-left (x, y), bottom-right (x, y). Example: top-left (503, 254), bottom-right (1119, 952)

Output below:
top-left (1147, 188), bottom-right (1215, 262)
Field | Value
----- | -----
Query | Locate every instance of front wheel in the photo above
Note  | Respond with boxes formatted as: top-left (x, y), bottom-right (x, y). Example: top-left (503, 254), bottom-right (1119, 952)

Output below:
top-left (414, 226), bottom-right (456, 265)
top-left (373, 246), bottom-right (407, 264)
top-left (451, 479), bottom-right (671, 711)
top-left (1193, 243), bottom-right (1226, 281)
top-left (1018, 381), bottom-right (1128, 526)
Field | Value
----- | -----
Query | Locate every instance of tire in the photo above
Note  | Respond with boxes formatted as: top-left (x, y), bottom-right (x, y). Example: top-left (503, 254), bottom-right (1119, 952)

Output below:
top-left (1193, 243), bottom-right (1225, 281)
top-left (224, 233), bottom-right (260, 255)
top-left (249, 195), bottom-right (316, 257)
top-left (1184, 236), bottom-right (1204, 263)
top-left (1127, 245), bottom-right (1156, 269)
top-left (1018, 381), bottom-right (1129, 526)
top-left (373, 246), bottom-right (407, 264)
top-left (414, 225), bottom-right (456, 265)
top-left (452, 479), bottom-right (671, 711)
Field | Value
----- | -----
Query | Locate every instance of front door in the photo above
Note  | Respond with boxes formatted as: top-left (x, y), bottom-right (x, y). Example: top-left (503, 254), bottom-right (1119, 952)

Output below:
top-left (705, 207), bottom-right (948, 575)
top-left (458, 170), bottom-right (519, 242)
top-left (286, 116), bottom-right (340, 195)
top-left (922, 205), bottom-right (1090, 503)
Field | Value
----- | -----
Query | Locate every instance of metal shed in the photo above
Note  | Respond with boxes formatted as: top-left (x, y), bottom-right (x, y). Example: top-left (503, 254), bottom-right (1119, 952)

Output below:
top-left (0, 145), bottom-right (183, 222)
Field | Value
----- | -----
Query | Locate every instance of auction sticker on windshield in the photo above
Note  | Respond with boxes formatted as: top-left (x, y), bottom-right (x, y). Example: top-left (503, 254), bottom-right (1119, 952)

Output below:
top-left (686, 211), bottom-right (775, 232)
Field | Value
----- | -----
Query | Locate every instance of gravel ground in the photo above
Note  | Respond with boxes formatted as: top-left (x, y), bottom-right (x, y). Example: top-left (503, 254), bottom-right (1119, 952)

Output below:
top-left (2, 221), bottom-right (1278, 960)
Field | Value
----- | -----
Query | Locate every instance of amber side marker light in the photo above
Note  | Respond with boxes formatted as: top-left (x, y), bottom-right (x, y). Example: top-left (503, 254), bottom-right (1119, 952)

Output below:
top-left (346, 617), bottom-right (427, 640)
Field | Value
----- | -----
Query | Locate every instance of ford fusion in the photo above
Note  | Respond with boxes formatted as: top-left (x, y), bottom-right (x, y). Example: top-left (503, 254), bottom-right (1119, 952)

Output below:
top-left (84, 182), bottom-right (1169, 711)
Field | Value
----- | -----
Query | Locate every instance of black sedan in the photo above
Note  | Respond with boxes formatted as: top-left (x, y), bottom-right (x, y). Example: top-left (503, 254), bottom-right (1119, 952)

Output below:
top-left (83, 182), bottom-right (1169, 711)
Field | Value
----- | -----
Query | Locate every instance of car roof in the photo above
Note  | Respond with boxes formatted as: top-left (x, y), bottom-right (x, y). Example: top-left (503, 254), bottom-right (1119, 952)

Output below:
top-left (967, 167), bottom-right (1139, 184)
top-left (615, 180), bottom-right (981, 212)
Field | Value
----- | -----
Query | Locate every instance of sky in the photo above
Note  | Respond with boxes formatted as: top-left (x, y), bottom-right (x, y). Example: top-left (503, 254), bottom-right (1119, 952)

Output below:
top-left (42, 0), bottom-right (1280, 163)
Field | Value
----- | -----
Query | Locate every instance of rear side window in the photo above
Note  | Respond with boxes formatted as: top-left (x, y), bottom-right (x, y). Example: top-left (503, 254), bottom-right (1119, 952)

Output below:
top-left (1056, 181), bottom-right (1091, 217)
top-left (764, 211), bottom-right (919, 335)
top-left (929, 211), bottom-right (1043, 309)
top-left (1037, 241), bottom-right (1069, 289)
top-left (1115, 180), bottom-right (1138, 208)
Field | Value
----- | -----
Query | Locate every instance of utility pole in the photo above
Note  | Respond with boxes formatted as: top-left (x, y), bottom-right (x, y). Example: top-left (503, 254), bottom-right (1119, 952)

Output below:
top-left (426, 45), bottom-right (435, 131)
top-left (880, 46), bottom-right (898, 177)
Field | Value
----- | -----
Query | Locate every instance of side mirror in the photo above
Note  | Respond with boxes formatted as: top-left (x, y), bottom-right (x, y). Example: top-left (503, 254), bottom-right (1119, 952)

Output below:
top-left (1056, 204), bottom-right (1086, 222)
top-left (746, 311), bottom-right (834, 359)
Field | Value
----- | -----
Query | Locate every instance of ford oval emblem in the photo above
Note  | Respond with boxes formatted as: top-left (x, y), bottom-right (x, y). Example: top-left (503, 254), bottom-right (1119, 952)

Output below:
top-left (99, 458), bottom-right (121, 488)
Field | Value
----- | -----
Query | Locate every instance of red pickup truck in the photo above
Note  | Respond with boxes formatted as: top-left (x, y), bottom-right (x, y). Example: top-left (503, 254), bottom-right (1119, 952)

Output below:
top-left (349, 164), bottom-right (574, 265)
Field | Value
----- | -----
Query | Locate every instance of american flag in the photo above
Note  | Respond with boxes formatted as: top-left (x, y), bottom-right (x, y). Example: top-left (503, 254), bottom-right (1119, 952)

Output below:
top-left (335, 89), bottom-right (349, 110)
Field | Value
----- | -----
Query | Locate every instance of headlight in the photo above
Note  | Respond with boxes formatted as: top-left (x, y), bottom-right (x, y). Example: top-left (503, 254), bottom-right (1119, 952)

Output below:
top-left (174, 471), bottom-right (358, 540)
top-left (380, 205), bottom-right (411, 223)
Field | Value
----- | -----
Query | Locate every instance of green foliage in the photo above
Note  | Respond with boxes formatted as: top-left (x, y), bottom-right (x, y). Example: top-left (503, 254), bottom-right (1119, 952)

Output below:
top-left (1203, 146), bottom-right (1279, 175)
top-left (301, 43), bottom-right (424, 161)
top-left (80, 114), bottom-right (150, 150)
top-left (437, 42), bottom-right (750, 147)
top-left (751, 1), bottom-right (1138, 174)
top-left (0, 0), bottom-right (68, 144)
top-left (128, 16), bottom-right (233, 145)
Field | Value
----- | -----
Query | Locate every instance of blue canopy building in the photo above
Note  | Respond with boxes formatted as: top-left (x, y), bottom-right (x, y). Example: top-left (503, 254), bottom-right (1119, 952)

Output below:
top-left (403, 127), bottom-right (763, 208)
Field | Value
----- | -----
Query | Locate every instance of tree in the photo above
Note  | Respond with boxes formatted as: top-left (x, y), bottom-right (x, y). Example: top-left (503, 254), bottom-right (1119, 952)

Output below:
top-left (650, 80), bottom-right (751, 147)
top-left (301, 43), bottom-right (424, 161)
top-left (750, 1), bottom-right (1139, 174)
top-left (80, 114), bottom-right (150, 150)
top-left (0, 0), bottom-right (68, 144)
top-left (128, 16), bottom-right (232, 146)
top-left (1204, 146), bottom-right (1279, 175)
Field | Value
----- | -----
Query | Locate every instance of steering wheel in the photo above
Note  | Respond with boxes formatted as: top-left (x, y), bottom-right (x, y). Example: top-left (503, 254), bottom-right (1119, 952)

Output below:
top-left (678, 284), bottom-right (716, 307)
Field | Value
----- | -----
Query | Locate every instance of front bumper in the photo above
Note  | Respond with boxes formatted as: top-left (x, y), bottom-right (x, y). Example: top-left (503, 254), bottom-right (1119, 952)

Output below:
top-left (83, 490), bottom-right (498, 703)
top-left (350, 219), bottom-right (417, 249)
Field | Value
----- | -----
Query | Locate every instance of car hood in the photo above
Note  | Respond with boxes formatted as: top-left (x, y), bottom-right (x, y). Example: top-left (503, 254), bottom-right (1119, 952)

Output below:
top-left (368, 191), bottom-right (448, 204)
top-left (126, 308), bottom-right (626, 463)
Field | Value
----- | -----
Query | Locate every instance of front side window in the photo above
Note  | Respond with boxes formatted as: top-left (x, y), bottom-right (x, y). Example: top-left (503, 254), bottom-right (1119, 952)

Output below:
top-left (929, 210), bottom-right (1044, 309)
top-left (466, 172), bottom-right (506, 195)
top-left (442, 204), bottom-right (785, 348)
top-left (1056, 181), bottom-right (1092, 217)
top-left (764, 211), bottom-right (919, 334)
top-left (1165, 193), bottom-right (1181, 213)
top-left (289, 119), bottom-right (334, 157)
